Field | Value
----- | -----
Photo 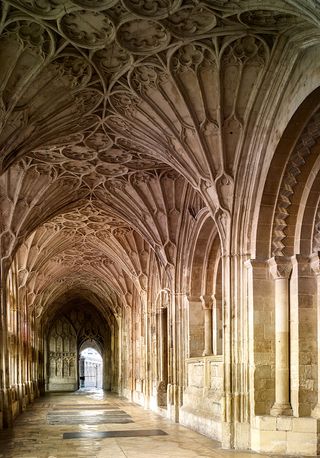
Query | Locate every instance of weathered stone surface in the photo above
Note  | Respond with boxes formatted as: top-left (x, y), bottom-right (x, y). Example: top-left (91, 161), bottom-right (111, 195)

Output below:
top-left (1, 1), bottom-right (320, 455)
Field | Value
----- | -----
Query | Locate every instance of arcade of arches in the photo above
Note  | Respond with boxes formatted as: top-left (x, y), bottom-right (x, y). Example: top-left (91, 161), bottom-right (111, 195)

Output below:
top-left (1, 0), bottom-right (320, 456)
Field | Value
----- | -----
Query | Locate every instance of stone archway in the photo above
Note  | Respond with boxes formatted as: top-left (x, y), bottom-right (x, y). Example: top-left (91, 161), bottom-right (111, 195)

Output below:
top-left (79, 342), bottom-right (103, 390)
top-left (45, 300), bottom-right (115, 393)
top-left (47, 317), bottom-right (77, 392)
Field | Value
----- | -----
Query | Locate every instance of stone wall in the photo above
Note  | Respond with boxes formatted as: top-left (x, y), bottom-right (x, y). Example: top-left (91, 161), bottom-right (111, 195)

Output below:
top-left (48, 318), bottom-right (77, 391)
top-left (247, 260), bottom-right (275, 416)
top-left (180, 356), bottom-right (224, 440)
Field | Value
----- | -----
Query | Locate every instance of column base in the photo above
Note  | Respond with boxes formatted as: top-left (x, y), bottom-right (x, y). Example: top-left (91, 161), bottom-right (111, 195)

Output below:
top-left (270, 403), bottom-right (292, 416)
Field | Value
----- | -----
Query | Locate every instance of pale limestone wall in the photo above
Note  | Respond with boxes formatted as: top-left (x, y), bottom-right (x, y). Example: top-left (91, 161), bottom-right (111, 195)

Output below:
top-left (290, 257), bottom-right (317, 416)
top-left (188, 300), bottom-right (205, 357)
top-left (180, 357), bottom-right (223, 440)
top-left (1, 3), bottom-right (320, 457)
top-left (248, 261), bottom-right (275, 416)
top-left (251, 416), bottom-right (320, 455)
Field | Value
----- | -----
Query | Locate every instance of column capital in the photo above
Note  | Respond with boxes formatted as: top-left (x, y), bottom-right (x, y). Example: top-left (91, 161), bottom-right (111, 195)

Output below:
top-left (200, 295), bottom-right (213, 310)
top-left (268, 256), bottom-right (292, 280)
top-left (310, 252), bottom-right (320, 276)
top-left (244, 258), bottom-right (268, 270)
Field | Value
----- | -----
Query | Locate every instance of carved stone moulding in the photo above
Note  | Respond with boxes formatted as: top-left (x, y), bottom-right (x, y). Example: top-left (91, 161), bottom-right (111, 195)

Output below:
top-left (109, 90), bottom-right (141, 115)
top-left (62, 160), bottom-right (95, 175)
top-left (64, 213), bottom-right (87, 222)
top-left (129, 63), bottom-right (169, 92)
top-left (116, 18), bottom-right (170, 55)
top-left (31, 149), bottom-right (63, 164)
top-left (98, 148), bottom-right (132, 163)
top-left (71, 0), bottom-right (119, 11)
top-left (93, 44), bottom-right (133, 75)
top-left (8, 0), bottom-right (74, 19)
top-left (20, 113), bottom-right (101, 169)
top-left (51, 54), bottom-right (93, 89)
top-left (84, 131), bottom-right (113, 151)
top-left (3, 19), bottom-right (53, 54)
top-left (46, 133), bottom-right (84, 148)
top-left (62, 145), bottom-right (97, 161)
top-left (58, 9), bottom-right (115, 49)
top-left (96, 162), bottom-right (129, 176)
top-left (313, 207), bottom-right (320, 252)
top-left (165, 5), bottom-right (217, 37)
top-left (127, 157), bottom-right (162, 170)
top-left (122, 0), bottom-right (182, 19)
top-left (115, 137), bottom-right (150, 155)
top-left (170, 42), bottom-right (215, 73)
top-left (238, 9), bottom-right (302, 28)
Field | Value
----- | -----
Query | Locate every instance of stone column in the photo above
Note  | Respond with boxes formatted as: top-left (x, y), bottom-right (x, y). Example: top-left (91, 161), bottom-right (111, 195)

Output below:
top-left (160, 306), bottom-right (168, 384)
top-left (200, 295), bottom-right (213, 356)
top-left (268, 256), bottom-right (293, 416)
top-left (211, 294), bottom-right (219, 355)
top-left (311, 252), bottom-right (320, 418)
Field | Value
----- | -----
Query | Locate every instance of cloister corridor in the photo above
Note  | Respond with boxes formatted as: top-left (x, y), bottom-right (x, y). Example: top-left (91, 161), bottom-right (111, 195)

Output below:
top-left (0, 390), bottom-right (280, 458)
top-left (2, 0), bottom-right (320, 456)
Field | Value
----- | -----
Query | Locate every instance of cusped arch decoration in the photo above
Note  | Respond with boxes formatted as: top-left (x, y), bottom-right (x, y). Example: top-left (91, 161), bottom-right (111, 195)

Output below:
top-left (186, 211), bottom-right (222, 357)
top-left (188, 212), bottom-right (219, 300)
top-left (254, 86), bottom-right (320, 259)
top-left (79, 339), bottom-right (103, 356)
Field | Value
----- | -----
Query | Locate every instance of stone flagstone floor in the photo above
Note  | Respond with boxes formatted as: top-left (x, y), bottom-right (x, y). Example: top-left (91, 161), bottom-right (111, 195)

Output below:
top-left (0, 389), bottom-right (298, 458)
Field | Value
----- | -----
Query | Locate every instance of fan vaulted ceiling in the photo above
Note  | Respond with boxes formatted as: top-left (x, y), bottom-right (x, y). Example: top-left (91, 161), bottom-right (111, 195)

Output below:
top-left (0, 0), bottom-right (318, 318)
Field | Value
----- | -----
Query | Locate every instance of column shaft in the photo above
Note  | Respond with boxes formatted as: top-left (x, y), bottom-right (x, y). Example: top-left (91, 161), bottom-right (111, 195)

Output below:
top-left (160, 307), bottom-right (168, 383)
top-left (269, 256), bottom-right (292, 416)
top-left (201, 295), bottom-right (213, 356)
top-left (274, 277), bottom-right (290, 409)
top-left (203, 308), bottom-right (213, 356)
top-left (311, 253), bottom-right (320, 418)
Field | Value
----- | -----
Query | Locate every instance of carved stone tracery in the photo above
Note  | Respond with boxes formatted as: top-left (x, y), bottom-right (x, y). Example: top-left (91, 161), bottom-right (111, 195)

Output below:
top-left (0, 1), bottom-right (320, 454)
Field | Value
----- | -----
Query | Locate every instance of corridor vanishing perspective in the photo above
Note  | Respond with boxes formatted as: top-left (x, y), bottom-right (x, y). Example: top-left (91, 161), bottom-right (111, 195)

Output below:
top-left (0, 389), bottom-right (226, 458)
top-left (1, 0), bottom-right (320, 456)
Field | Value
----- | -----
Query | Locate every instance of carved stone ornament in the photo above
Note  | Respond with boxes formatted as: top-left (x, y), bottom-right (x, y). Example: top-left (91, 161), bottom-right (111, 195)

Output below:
top-left (0, 0), bottom-right (318, 325)
top-left (59, 10), bottom-right (115, 48)
top-left (71, 0), bottom-right (118, 10)
top-left (123, 0), bottom-right (181, 19)
top-left (1, 3), bottom-right (320, 456)
top-left (310, 252), bottom-right (320, 277)
top-left (117, 19), bottom-right (171, 55)
top-left (239, 10), bottom-right (302, 28)
top-left (166, 5), bottom-right (217, 37)
top-left (11, 0), bottom-right (73, 19)
top-left (268, 256), bottom-right (292, 280)
top-left (272, 112), bottom-right (320, 256)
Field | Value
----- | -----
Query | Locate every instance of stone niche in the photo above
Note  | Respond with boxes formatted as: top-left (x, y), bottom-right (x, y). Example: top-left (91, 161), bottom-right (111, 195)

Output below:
top-left (180, 355), bottom-right (223, 440)
top-left (47, 318), bottom-right (77, 391)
